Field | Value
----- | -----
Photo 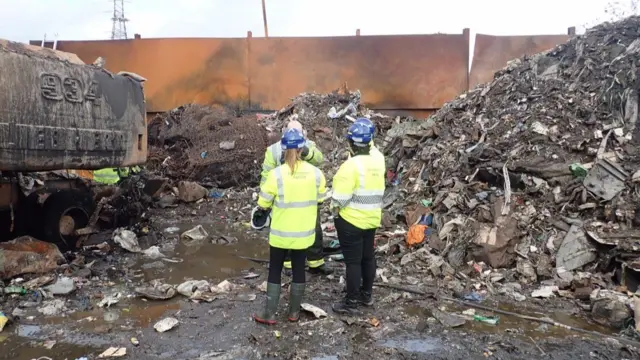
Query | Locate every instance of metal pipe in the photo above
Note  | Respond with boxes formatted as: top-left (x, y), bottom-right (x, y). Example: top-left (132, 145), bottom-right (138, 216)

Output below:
top-left (261, 0), bottom-right (269, 38)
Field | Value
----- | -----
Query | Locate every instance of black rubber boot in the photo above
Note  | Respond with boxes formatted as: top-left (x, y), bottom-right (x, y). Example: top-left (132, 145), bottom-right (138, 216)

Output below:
top-left (287, 283), bottom-right (305, 322)
top-left (359, 290), bottom-right (374, 307)
top-left (308, 264), bottom-right (334, 276)
top-left (253, 283), bottom-right (280, 325)
top-left (332, 298), bottom-right (361, 316)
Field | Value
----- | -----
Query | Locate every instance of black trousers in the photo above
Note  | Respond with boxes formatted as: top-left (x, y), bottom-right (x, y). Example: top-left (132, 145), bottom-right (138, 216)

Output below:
top-left (335, 216), bottom-right (376, 300)
top-left (268, 246), bottom-right (306, 284)
top-left (284, 208), bottom-right (324, 268)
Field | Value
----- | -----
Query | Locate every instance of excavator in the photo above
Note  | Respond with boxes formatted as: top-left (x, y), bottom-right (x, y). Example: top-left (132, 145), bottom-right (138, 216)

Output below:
top-left (0, 39), bottom-right (147, 249)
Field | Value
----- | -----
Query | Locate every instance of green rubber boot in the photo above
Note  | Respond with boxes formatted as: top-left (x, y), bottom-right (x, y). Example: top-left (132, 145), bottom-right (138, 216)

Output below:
top-left (253, 283), bottom-right (281, 325)
top-left (288, 283), bottom-right (305, 322)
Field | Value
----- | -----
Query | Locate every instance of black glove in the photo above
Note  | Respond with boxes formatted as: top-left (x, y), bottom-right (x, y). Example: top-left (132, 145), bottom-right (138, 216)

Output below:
top-left (301, 146), bottom-right (310, 158)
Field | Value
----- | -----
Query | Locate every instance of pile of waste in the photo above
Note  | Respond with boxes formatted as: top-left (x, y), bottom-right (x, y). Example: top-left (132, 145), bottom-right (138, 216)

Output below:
top-left (258, 84), bottom-right (400, 179)
top-left (147, 104), bottom-right (270, 188)
top-left (383, 16), bottom-right (640, 300)
top-left (148, 85), bottom-right (403, 187)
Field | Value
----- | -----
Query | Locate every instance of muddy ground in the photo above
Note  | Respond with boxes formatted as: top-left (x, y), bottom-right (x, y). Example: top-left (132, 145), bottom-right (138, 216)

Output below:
top-left (1, 201), bottom-right (638, 360)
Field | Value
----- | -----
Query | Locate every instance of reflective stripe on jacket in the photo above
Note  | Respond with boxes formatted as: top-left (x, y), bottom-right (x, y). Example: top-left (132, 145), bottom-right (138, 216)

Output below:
top-left (370, 144), bottom-right (385, 168)
top-left (260, 140), bottom-right (324, 185)
top-left (94, 168), bottom-right (120, 185)
top-left (258, 161), bottom-right (327, 250)
top-left (331, 154), bottom-right (385, 229)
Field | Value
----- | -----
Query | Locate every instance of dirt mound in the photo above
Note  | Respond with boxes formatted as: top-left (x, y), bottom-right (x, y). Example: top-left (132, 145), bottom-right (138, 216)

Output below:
top-left (147, 105), bottom-right (269, 188)
top-left (385, 17), bottom-right (640, 285)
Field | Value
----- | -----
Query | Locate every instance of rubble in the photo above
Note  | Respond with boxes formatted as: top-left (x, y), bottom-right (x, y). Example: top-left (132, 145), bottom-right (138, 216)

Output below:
top-left (154, 317), bottom-right (179, 332)
top-left (177, 181), bottom-right (208, 203)
top-left (44, 276), bottom-right (75, 295)
top-left (258, 85), bottom-right (399, 179)
top-left (383, 16), bottom-right (640, 297)
top-left (147, 85), bottom-right (402, 190)
top-left (5, 18), bottom-right (640, 358)
top-left (0, 236), bottom-right (65, 279)
top-left (590, 289), bottom-right (634, 329)
top-left (147, 104), bottom-right (269, 188)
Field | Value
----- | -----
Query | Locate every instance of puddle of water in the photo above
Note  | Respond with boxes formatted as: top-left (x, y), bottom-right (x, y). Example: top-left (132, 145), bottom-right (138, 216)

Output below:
top-left (52, 301), bottom-right (182, 331)
top-left (1, 304), bottom-right (178, 359)
top-left (16, 324), bottom-right (42, 337)
top-left (405, 301), bottom-right (614, 340)
top-left (145, 223), bottom-right (269, 283)
top-left (2, 324), bottom-right (100, 360)
top-left (380, 338), bottom-right (442, 354)
top-left (0, 339), bottom-right (98, 360)
top-left (1, 222), bottom-right (267, 360)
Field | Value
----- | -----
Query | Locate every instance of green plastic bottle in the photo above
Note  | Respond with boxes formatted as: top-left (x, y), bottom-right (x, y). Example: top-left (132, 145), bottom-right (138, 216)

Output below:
top-left (473, 315), bottom-right (500, 325)
top-left (3, 286), bottom-right (26, 295)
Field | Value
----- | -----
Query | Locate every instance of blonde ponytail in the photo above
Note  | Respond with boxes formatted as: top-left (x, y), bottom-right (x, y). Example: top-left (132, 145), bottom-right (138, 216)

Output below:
top-left (284, 149), bottom-right (300, 173)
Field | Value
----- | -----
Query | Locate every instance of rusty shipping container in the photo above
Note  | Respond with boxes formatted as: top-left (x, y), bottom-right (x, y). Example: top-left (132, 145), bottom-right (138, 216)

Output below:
top-left (0, 40), bottom-right (147, 171)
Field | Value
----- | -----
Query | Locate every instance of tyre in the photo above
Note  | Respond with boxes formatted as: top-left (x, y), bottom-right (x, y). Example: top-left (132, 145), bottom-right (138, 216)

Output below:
top-left (42, 189), bottom-right (96, 250)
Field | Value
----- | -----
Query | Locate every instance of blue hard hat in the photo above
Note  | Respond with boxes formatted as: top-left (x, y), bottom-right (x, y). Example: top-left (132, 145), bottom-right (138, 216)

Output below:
top-left (355, 117), bottom-right (375, 133)
top-left (281, 128), bottom-right (306, 150)
top-left (346, 122), bottom-right (373, 146)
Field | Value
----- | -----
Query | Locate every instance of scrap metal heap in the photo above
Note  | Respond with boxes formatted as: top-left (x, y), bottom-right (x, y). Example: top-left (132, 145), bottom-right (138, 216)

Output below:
top-left (382, 15), bottom-right (640, 326)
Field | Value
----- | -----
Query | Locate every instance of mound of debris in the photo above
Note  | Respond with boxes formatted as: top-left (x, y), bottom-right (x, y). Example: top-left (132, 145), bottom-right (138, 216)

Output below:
top-left (148, 86), bottom-right (406, 188)
top-left (147, 105), bottom-right (270, 188)
top-left (260, 85), bottom-right (401, 178)
top-left (385, 16), bottom-right (640, 294)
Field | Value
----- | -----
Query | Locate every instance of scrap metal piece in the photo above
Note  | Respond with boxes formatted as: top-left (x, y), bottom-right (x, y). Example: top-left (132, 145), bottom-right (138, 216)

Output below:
top-left (583, 158), bottom-right (629, 201)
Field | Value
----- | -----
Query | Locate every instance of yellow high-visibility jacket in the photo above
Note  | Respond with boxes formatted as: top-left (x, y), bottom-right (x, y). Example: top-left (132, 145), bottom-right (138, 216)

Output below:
top-left (117, 166), bottom-right (142, 178)
top-left (370, 144), bottom-right (385, 168)
top-left (260, 140), bottom-right (324, 185)
top-left (93, 168), bottom-right (120, 185)
top-left (258, 160), bottom-right (327, 249)
top-left (331, 154), bottom-right (385, 229)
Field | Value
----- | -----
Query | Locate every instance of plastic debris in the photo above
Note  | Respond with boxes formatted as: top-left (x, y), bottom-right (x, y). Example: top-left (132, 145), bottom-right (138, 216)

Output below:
top-left (113, 228), bottom-right (141, 253)
top-left (98, 347), bottom-right (127, 358)
top-left (44, 277), bottom-right (75, 295)
top-left (301, 303), bottom-right (328, 318)
top-left (0, 312), bottom-right (8, 332)
top-left (154, 317), bottom-right (179, 332)
top-left (181, 225), bottom-right (209, 241)
top-left (473, 315), bottom-right (500, 325)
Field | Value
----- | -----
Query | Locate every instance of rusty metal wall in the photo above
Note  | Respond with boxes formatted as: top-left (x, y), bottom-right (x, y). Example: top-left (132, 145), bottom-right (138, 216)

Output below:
top-left (52, 31), bottom-right (572, 115)
top-left (56, 38), bottom-right (250, 112)
top-left (249, 33), bottom-right (469, 110)
top-left (469, 33), bottom-right (570, 89)
top-left (56, 32), bottom-right (469, 113)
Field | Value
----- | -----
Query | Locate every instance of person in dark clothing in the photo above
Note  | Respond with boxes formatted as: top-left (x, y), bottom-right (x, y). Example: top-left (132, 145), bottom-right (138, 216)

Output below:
top-left (330, 122), bottom-right (385, 315)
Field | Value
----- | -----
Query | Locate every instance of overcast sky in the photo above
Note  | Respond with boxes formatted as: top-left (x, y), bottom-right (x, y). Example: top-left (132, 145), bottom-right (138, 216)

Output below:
top-left (0, 0), bottom-right (637, 43)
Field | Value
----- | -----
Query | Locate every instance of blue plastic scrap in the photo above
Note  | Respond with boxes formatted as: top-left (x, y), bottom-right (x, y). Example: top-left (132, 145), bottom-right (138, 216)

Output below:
top-left (462, 292), bottom-right (484, 302)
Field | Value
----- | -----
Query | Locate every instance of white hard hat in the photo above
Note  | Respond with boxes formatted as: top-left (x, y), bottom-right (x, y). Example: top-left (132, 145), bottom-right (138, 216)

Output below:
top-left (250, 206), bottom-right (271, 230)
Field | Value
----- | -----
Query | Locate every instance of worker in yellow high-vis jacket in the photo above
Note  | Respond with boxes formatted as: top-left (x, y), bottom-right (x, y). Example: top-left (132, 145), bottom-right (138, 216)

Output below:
top-left (253, 128), bottom-right (327, 325)
top-left (93, 168), bottom-right (121, 185)
top-left (260, 120), bottom-right (332, 276)
top-left (330, 122), bottom-right (385, 315)
top-left (93, 166), bottom-right (142, 185)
